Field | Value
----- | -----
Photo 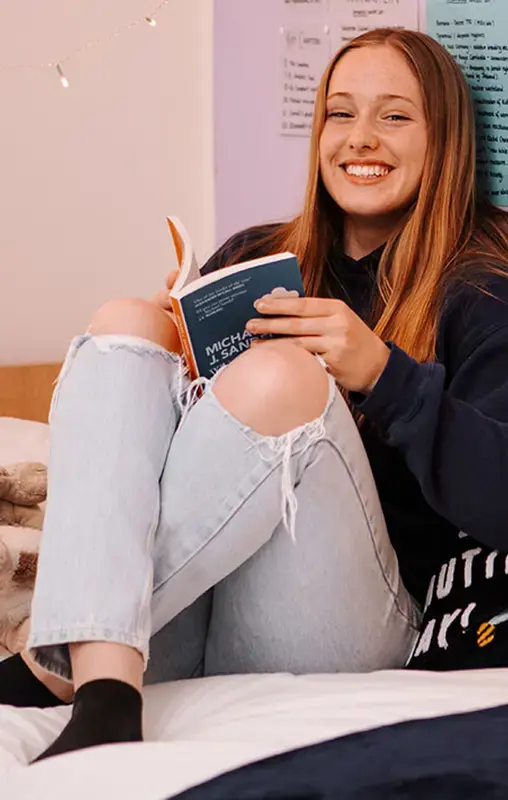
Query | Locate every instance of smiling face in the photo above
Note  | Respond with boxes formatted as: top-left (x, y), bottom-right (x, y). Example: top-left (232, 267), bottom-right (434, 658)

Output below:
top-left (319, 45), bottom-right (428, 230)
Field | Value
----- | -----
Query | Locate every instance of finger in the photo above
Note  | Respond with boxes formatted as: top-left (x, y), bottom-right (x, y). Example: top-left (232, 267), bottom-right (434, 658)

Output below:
top-left (254, 296), bottom-right (341, 318)
top-left (246, 315), bottom-right (332, 337)
top-left (166, 269), bottom-right (179, 291)
top-left (152, 288), bottom-right (173, 312)
top-left (291, 336), bottom-right (331, 355)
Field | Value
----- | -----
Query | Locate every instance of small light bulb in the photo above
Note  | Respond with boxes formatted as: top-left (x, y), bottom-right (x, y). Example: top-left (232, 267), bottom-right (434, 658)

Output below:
top-left (56, 63), bottom-right (69, 88)
top-left (145, 17), bottom-right (157, 26)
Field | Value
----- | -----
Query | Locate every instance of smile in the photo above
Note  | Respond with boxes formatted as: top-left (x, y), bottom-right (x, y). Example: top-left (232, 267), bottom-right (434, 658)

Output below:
top-left (341, 163), bottom-right (392, 180)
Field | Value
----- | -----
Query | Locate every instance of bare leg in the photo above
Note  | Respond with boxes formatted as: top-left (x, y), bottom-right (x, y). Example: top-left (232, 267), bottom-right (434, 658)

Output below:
top-left (69, 643), bottom-right (142, 693)
top-left (213, 339), bottom-right (330, 436)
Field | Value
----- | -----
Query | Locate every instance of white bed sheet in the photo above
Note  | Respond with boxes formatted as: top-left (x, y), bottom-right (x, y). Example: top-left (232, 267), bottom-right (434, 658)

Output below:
top-left (2, 669), bottom-right (508, 799)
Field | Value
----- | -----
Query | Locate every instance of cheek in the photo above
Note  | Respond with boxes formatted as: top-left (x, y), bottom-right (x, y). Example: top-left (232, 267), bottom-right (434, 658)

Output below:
top-left (319, 127), bottom-right (342, 163)
top-left (318, 136), bottom-right (329, 172)
top-left (318, 139), bottom-right (332, 183)
top-left (407, 154), bottom-right (426, 197)
top-left (319, 132), bottom-right (342, 186)
top-left (408, 134), bottom-right (427, 182)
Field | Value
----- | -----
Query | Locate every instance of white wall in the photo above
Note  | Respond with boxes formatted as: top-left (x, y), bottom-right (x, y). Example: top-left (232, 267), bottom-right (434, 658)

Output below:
top-left (0, 0), bottom-right (214, 365)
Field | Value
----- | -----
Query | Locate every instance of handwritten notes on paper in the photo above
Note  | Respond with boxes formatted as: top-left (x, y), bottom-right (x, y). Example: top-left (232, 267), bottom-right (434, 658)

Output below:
top-left (281, 26), bottom-right (331, 137)
top-left (280, 0), bottom-right (419, 137)
top-left (427, 0), bottom-right (508, 203)
top-left (330, 0), bottom-right (419, 50)
top-left (282, 0), bottom-right (329, 16)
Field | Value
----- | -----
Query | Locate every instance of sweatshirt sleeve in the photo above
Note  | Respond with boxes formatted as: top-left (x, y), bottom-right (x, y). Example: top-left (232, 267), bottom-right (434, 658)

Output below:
top-left (353, 321), bottom-right (508, 551)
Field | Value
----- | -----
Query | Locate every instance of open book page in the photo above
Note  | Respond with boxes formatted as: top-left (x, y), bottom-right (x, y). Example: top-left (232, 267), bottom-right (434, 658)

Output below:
top-left (167, 217), bottom-right (201, 292)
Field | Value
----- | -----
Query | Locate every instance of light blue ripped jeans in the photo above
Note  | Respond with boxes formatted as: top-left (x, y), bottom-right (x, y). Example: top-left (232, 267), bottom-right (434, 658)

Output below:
top-left (27, 334), bottom-right (419, 683)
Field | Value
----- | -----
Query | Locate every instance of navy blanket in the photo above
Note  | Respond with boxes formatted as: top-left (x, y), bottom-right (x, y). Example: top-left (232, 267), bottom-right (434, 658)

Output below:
top-left (173, 703), bottom-right (508, 799)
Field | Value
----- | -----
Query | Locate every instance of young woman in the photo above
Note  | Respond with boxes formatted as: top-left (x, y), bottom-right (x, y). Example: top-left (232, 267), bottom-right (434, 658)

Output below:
top-left (3, 27), bottom-right (508, 762)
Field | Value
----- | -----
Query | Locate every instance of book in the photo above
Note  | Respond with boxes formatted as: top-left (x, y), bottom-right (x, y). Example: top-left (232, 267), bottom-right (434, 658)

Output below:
top-left (167, 216), bottom-right (305, 380)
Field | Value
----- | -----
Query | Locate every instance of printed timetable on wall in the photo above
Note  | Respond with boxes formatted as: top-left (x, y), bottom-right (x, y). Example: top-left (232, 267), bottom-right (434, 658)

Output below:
top-left (427, 0), bottom-right (508, 204)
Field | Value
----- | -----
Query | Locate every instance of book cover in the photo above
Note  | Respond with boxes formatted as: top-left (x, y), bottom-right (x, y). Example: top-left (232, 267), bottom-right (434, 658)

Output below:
top-left (167, 217), bottom-right (305, 380)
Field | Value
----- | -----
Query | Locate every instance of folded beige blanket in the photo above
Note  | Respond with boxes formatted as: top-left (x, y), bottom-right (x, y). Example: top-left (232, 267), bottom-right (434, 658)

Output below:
top-left (0, 463), bottom-right (45, 657)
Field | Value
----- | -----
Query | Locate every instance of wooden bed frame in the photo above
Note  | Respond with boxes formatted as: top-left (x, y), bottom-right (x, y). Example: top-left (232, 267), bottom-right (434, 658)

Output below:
top-left (0, 363), bottom-right (62, 423)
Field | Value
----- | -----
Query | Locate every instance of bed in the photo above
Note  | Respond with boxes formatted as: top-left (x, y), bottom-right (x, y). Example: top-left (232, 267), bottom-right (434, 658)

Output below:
top-left (1, 364), bottom-right (508, 799)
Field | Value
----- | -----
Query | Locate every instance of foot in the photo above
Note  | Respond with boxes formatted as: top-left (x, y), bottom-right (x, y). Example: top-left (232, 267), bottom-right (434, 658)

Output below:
top-left (0, 653), bottom-right (67, 708)
top-left (34, 678), bottom-right (143, 762)
top-left (20, 650), bottom-right (74, 704)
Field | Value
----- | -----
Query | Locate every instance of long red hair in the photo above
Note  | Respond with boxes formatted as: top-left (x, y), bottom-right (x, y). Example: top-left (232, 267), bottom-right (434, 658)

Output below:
top-left (224, 28), bottom-right (508, 363)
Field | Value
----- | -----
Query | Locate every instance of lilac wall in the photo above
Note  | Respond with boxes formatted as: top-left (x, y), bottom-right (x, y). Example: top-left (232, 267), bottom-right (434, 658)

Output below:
top-left (214, 0), bottom-right (311, 245)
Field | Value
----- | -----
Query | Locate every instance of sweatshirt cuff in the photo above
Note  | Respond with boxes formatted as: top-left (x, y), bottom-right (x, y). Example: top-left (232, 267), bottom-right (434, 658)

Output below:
top-left (351, 343), bottom-right (438, 438)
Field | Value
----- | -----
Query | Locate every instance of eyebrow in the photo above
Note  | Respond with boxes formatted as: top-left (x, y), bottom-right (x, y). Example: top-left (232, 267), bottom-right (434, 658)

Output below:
top-left (327, 92), bottom-right (418, 108)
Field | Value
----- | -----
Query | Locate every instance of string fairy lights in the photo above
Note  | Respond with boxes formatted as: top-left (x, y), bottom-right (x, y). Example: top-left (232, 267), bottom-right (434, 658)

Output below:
top-left (0, 0), bottom-right (171, 88)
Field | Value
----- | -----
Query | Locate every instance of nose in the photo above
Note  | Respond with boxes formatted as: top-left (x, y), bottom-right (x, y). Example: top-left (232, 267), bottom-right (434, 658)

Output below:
top-left (347, 115), bottom-right (379, 152)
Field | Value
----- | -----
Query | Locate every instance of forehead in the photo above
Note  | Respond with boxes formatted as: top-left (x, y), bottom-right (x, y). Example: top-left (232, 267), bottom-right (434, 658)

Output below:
top-left (327, 45), bottom-right (422, 104)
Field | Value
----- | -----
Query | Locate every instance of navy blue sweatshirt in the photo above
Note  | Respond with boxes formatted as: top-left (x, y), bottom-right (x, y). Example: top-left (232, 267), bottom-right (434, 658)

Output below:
top-left (202, 227), bottom-right (508, 608)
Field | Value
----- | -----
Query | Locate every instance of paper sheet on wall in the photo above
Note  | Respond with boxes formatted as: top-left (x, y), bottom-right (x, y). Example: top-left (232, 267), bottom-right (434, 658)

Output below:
top-left (280, 0), bottom-right (419, 137)
top-left (280, 26), bottom-right (331, 137)
top-left (330, 0), bottom-right (419, 51)
top-left (282, 0), bottom-right (329, 18)
top-left (427, 0), bottom-right (508, 204)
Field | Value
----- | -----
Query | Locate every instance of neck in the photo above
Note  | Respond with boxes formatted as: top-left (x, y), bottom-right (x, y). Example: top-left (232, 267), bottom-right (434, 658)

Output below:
top-left (342, 216), bottom-right (398, 260)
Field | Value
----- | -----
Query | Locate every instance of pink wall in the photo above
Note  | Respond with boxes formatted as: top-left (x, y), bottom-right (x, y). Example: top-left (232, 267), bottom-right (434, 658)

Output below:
top-left (0, 0), bottom-right (214, 365)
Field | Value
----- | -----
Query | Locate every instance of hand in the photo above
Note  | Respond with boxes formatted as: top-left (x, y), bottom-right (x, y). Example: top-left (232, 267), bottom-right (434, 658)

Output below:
top-left (151, 269), bottom-right (179, 315)
top-left (150, 269), bottom-right (184, 355)
top-left (246, 295), bottom-right (390, 393)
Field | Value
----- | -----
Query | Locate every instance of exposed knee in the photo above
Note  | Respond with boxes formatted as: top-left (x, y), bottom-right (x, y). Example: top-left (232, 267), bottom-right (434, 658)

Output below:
top-left (213, 340), bottom-right (330, 436)
top-left (88, 298), bottom-right (182, 353)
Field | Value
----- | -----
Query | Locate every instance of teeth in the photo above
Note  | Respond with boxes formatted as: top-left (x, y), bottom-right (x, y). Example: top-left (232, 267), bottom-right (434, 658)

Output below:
top-left (345, 164), bottom-right (390, 178)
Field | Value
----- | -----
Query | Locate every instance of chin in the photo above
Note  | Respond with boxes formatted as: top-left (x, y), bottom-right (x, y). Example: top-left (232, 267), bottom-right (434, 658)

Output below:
top-left (338, 202), bottom-right (400, 219)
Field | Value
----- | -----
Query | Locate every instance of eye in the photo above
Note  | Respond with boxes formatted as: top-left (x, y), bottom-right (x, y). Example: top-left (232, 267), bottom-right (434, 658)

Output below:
top-left (384, 114), bottom-right (410, 122)
top-left (327, 111), bottom-right (354, 120)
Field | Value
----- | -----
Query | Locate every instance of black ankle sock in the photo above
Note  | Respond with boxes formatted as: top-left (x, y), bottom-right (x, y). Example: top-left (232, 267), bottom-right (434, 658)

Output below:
top-left (34, 678), bottom-right (143, 762)
top-left (0, 653), bottom-right (64, 708)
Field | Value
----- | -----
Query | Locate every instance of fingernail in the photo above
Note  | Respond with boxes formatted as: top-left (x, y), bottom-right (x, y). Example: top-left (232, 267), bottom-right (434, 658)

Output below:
top-left (270, 288), bottom-right (298, 298)
top-left (254, 300), bottom-right (267, 311)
